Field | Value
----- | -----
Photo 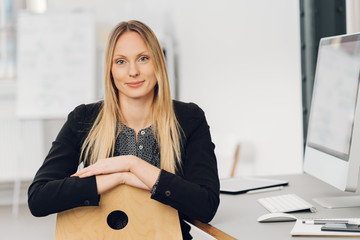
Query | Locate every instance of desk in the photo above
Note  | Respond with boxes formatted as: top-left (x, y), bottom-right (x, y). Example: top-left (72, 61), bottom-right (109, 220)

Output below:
top-left (210, 173), bottom-right (360, 239)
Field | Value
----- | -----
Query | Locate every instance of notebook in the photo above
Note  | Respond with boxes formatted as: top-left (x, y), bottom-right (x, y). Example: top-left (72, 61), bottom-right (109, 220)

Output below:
top-left (291, 218), bottom-right (360, 237)
top-left (220, 176), bottom-right (288, 194)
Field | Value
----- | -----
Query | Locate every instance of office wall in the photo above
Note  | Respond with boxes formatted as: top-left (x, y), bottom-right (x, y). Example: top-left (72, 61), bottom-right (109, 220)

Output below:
top-left (346, 0), bottom-right (360, 33)
top-left (41, 0), bottom-right (303, 177)
top-left (171, 1), bottom-right (303, 177)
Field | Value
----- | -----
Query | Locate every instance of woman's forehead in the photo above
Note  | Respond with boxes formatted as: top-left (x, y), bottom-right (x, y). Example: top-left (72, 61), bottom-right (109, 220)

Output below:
top-left (113, 31), bottom-right (149, 57)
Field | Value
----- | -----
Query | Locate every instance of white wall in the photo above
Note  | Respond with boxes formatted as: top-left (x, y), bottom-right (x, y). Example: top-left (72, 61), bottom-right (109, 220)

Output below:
top-left (346, 0), bottom-right (360, 33)
top-left (17, 0), bottom-right (303, 179)
top-left (171, 1), bottom-right (303, 177)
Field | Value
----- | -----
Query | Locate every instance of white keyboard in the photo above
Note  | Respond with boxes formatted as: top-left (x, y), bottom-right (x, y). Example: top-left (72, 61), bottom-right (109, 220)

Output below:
top-left (258, 194), bottom-right (317, 213)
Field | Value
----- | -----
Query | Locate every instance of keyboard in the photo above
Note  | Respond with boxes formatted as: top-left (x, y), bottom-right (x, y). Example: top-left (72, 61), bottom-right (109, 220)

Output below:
top-left (258, 194), bottom-right (317, 213)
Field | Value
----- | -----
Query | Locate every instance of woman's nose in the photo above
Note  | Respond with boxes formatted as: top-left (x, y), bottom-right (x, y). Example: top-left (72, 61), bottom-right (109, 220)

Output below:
top-left (129, 62), bottom-right (139, 78)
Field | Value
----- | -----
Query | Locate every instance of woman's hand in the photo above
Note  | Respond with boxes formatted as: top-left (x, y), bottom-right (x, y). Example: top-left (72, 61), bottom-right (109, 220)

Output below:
top-left (95, 172), bottom-right (149, 194)
top-left (72, 155), bottom-right (161, 190)
top-left (72, 155), bottom-right (137, 178)
top-left (121, 172), bottom-right (150, 190)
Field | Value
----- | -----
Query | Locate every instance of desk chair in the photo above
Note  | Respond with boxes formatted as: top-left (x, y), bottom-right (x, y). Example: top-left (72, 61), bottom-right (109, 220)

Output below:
top-left (230, 143), bottom-right (241, 177)
top-left (55, 185), bottom-right (235, 240)
top-left (56, 185), bottom-right (182, 239)
top-left (230, 142), bottom-right (256, 177)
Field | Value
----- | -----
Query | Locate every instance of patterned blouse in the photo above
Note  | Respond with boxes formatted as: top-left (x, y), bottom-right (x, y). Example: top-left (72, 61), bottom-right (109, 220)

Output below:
top-left (114, 124), bottom-right (160, 168)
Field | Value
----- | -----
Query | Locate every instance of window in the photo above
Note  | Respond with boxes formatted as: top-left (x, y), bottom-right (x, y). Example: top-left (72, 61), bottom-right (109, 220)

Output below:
top-left (0, 0), bottom-right (25, 81)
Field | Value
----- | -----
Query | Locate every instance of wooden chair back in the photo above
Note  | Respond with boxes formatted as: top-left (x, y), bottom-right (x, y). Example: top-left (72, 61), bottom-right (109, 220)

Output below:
top-left (55, 185), bottom-right (182, 239)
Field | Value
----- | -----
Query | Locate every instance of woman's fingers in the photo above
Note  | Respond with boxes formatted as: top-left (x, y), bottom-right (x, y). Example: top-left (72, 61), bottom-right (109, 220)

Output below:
top-left (71, 163), bottom-right (100, 177)
top-left (72, 168), bottom-right (91, 178)
top-left (71, 156), bottom-right (133, 178)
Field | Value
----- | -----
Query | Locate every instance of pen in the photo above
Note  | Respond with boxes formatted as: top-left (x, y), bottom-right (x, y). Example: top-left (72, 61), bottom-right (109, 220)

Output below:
top-left (302, 219), bottom-right (360, 225)
top-left (246, 186), bottom-right (284, 194)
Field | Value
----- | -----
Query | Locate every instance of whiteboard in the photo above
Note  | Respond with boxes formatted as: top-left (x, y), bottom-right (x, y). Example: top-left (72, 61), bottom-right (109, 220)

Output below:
top-left (16, 10), bottom-right (96, 119)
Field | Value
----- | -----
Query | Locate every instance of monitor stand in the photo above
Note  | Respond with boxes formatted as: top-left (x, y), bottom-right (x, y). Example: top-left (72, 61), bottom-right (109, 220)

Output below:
top-left (313, 195), bottom-right (360, 208)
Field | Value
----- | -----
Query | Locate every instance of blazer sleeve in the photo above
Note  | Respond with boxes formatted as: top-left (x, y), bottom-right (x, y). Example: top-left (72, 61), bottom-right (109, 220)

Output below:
top-left (28, 104), bottom-right (100, 217)
top-left (151, 102), bottom-right (220, 223)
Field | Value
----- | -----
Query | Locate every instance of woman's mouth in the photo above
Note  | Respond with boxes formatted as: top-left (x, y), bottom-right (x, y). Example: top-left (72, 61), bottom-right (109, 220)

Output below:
top-left (126, 80), bottom-right (145, 88)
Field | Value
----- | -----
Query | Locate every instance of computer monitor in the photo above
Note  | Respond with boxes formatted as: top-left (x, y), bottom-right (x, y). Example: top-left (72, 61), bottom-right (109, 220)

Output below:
top-left (303, 32), bottom-right (360, 208)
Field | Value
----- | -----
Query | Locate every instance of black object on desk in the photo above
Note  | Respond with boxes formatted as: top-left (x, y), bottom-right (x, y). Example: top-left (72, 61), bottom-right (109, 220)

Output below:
top-left (220, 176), bottom-right (288, 194)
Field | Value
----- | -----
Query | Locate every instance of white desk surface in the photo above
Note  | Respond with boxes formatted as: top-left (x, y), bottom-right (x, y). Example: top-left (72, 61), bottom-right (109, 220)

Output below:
top-left (210, 173), bottom-right (360, 239)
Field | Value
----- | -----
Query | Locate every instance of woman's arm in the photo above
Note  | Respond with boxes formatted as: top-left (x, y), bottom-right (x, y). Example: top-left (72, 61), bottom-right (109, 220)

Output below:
top-left (73, 155), bottom-right (160, 191)
top-left (28, 103), bottom-right (102, 217)
top-left (150, 102), bottom-right (220, 223)
top-left (96, 171), bottom-right (151, 194)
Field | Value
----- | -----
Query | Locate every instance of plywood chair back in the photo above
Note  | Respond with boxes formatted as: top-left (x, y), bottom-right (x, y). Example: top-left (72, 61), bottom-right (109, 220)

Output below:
top-left (55, 185), bottom-right (182, 239)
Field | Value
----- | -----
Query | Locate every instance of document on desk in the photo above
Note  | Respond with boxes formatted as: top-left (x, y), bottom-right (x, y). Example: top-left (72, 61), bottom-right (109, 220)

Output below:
top-left (220, 176), bottom-right (288, 194)
top-left (291, 218), bottom-right (360, 237)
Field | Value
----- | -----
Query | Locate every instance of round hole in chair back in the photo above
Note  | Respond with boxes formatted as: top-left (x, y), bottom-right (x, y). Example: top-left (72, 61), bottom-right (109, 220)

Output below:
top-left (107, 210), bottom-right (128, 230)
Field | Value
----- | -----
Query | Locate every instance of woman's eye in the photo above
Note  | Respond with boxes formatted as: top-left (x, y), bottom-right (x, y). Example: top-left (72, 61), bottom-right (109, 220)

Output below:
top-left (116, 59), bottom-right (126, 65)
top-left (139, 56), bottom-right (149, 62)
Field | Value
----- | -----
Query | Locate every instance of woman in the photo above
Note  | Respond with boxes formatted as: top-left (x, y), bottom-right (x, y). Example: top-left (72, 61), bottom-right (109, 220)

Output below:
top-left (28, 20), bottom-right (220, 239)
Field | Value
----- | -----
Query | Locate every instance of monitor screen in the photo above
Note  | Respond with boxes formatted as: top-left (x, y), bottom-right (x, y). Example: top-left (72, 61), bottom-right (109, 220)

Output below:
top-left (304, 33), bottom-right (360, 201)
top-left (307, 35), bottom-right (360, 161)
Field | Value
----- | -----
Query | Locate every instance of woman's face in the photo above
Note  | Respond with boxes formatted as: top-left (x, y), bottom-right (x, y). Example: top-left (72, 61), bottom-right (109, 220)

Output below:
top-left (111, 31), bottom-right (157, 103)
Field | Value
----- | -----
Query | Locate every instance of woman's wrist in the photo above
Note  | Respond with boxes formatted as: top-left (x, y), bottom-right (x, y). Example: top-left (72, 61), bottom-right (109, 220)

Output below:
top-left (124, 155), bottom-right (160, 189)
top-left (117, 172), bottom-right (126, 185)
top-left (96, 173), bottom-right (123, 194)
top-left (127, 155), bottom-right (139, 173)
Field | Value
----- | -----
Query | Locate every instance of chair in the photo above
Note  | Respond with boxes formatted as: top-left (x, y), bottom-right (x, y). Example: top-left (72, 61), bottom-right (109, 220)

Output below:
top-left (230, 143), bottom-right (241, 177)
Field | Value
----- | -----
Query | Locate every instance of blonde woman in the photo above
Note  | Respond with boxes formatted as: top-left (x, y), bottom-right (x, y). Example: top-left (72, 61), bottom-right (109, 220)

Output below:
top-left (28, 20), bottom-right (220, 239)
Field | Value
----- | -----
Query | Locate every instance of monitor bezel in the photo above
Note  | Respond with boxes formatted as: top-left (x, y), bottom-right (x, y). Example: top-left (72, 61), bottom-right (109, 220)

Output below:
top-left (303, 32), bottom-right (360, 192)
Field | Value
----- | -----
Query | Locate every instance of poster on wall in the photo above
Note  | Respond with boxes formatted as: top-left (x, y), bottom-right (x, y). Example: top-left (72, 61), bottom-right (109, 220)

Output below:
top-left (16, 10), bottom-right (96, 119)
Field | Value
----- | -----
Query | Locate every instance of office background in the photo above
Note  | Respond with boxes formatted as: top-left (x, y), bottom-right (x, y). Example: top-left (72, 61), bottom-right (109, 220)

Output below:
top-left (1, 0), bottom-right (303, 182)
top-left (0, 0), bottom-right (359, 239)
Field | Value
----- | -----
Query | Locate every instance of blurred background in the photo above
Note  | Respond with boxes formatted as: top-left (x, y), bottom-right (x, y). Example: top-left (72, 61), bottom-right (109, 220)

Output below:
top-left (0, 0), bottom-right (359, 239)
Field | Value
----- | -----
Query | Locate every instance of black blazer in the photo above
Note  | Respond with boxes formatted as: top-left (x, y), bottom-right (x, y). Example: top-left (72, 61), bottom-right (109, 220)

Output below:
top-left (28, 100), bottom-right (220, 237)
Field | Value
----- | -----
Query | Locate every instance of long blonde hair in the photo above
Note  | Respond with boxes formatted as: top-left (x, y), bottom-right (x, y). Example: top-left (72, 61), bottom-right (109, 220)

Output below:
top-left (80, 20), bottom-right (182, 174)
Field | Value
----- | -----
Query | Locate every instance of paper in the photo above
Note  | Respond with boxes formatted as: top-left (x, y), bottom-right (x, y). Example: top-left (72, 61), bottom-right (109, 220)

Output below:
top-left (291, 219), bottom-right (360, 237)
